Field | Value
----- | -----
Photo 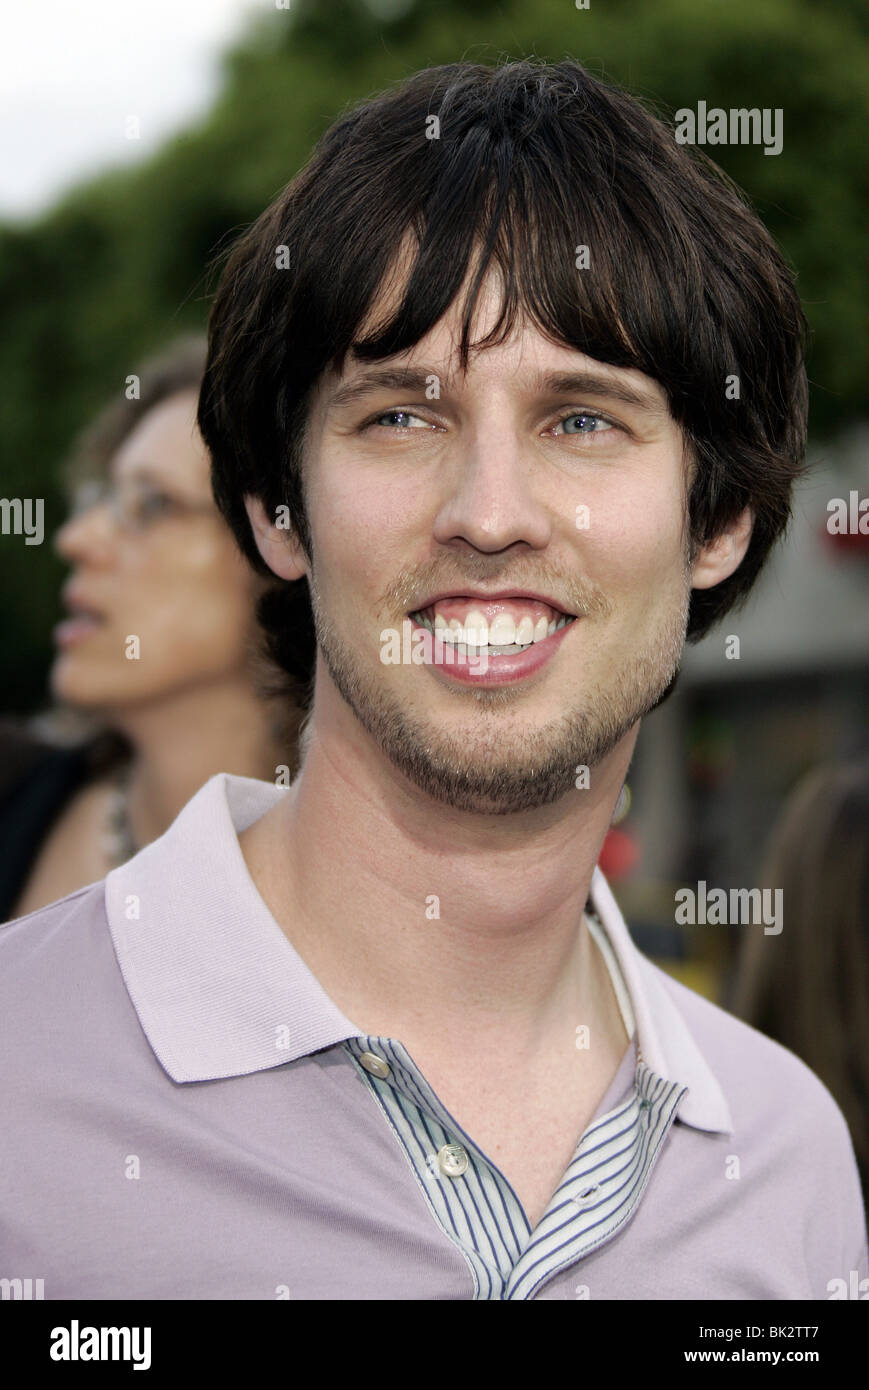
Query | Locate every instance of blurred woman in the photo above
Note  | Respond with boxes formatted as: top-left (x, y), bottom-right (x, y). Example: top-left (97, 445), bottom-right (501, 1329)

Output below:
top-left (0, 335), bottom-right (306, 921)
top-left (729, 757), bottom-right (869, 1208)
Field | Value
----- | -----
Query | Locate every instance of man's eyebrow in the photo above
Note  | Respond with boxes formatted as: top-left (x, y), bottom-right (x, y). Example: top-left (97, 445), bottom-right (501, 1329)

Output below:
top-left (326, 369), bottom-right (434, 413)
top-left (535, 371), bottom-right (666, 413)
top-left (325, 365), bottom-right (666, 414)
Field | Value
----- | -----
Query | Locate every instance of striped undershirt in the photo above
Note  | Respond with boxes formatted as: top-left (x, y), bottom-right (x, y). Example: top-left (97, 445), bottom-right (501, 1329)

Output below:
top-left (344, 911), bottom-right (686, 1299)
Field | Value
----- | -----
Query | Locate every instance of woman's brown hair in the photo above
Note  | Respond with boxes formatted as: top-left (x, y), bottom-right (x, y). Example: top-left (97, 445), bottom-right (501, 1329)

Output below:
top-left (730, 759), bottom-right (869, 1206)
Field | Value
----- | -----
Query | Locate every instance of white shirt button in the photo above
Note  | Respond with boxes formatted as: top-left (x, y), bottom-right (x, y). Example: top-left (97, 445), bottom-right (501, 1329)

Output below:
top-left (437, 1143), bottom-right (469, 1177)
top-left (358, 1051), bottom-right (391, 1079)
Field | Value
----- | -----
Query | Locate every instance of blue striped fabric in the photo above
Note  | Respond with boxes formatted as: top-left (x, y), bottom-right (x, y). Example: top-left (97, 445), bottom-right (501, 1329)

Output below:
top-left (345, 1031), bottom-right (686, 1300)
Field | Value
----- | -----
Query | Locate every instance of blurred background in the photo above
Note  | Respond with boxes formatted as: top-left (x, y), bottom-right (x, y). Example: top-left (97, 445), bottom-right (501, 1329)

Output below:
top-left (1, 0), bottom-right (867, 1015)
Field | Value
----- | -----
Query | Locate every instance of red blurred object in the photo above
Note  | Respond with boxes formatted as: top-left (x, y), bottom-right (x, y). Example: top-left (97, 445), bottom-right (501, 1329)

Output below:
top-left (820, 520), bottom-right (869, 556)
top-left (598, 827), bottom-right (641, 880)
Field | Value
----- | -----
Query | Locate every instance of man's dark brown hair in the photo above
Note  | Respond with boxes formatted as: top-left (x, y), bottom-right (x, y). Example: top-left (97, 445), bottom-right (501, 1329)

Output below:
top-left (198, 58), bottom-right (809, 707)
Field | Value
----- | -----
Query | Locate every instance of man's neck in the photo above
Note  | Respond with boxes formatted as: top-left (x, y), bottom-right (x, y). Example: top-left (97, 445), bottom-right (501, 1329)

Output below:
top-left (239, 693), bottom-right (638, 1066)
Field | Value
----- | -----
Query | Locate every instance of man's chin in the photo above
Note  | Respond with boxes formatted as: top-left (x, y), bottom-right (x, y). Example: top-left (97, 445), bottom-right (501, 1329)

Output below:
top-left (383, 743), bottom-right (584, 815)
top-left (356, 700), bottom-right (636, 814)
top-left (315, 617), bottom-right (680, 813)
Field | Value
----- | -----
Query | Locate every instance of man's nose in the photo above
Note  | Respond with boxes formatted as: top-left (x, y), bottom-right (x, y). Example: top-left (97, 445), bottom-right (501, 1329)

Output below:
top-left (431, 426), bottom-right (552, 553)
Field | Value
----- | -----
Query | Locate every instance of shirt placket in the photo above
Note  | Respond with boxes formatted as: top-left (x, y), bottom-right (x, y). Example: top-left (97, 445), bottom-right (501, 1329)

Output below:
top-left (345, 1036), bottom-right (686, 1300)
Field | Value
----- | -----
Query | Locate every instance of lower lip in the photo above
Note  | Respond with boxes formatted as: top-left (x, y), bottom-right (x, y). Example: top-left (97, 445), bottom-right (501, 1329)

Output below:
top-left (53, 615), bottom-right (104, 647)
top-left (409, 615), bottom-right (577, 686)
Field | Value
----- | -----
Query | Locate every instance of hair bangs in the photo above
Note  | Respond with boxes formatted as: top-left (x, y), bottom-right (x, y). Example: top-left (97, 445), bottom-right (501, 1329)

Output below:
top-left (337, 125), bottom-right (702, 404)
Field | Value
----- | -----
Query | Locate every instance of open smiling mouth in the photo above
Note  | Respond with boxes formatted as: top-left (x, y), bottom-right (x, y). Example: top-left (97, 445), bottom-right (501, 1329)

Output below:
top-left (406, 600), bottom-right (577, 657)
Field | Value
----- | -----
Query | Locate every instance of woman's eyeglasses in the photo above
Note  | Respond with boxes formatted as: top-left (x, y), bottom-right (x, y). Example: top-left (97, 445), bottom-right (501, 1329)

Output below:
top-left (68, 478), bottom-right (218, 534)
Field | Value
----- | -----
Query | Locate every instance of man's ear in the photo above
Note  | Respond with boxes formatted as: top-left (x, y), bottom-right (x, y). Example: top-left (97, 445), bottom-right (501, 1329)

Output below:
top-left (690, 505), bottom-right (754, 590)
top-left (243, 495), bottom-right (308, 582)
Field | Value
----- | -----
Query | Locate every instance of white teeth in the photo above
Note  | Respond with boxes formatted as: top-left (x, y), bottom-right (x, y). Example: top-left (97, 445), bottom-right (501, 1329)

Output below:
top-left (515, 615), bottom-right (535, 646)
top-left (463, 608), bottom-right (488, 647)
top-left (488, 613), bottom-right (516, 646)
top-left (410, 609), bottom-right (575, 649)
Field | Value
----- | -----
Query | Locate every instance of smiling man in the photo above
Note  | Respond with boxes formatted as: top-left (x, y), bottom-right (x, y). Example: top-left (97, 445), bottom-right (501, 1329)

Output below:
top-left (1, 59), bottom-right (866, 1302)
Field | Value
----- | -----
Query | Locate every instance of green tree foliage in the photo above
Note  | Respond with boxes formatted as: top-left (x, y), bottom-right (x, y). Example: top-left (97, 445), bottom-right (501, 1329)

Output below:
top-left (1, 0), bottom-right (866, 710)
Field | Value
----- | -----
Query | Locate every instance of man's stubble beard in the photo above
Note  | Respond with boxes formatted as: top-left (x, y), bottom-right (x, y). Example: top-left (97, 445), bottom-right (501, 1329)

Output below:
top-left (306, 567), bottom-right (691, 816)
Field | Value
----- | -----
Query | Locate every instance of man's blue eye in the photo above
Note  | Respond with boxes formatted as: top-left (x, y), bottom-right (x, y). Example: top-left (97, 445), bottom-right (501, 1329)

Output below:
top-left (561, 413), bottom-right (611, 434)
top-left (376, 410), bottom-right (423, 427)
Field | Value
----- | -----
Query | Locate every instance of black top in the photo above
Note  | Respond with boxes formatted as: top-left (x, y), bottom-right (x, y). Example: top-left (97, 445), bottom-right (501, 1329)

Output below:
top-left (0, 719), bottom-right (127, 923)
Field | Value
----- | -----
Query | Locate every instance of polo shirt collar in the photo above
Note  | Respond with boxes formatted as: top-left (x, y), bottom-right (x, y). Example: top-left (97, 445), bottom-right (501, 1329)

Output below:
top-left (104, 773), bottom-right (359, 1085)
top-left (104, 772), bottom-right (732, 1134)
top-left (589, 867), bottom-right (733, 1134)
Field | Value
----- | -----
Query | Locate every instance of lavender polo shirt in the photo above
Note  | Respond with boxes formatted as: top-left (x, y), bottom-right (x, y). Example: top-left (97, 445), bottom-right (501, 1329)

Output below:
top-left (1, 772), bottom-right (866, 1301)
